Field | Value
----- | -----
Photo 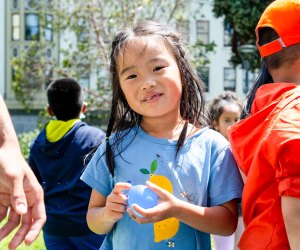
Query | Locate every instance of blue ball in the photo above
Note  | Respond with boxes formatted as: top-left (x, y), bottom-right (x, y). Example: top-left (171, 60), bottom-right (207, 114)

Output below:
top-left (128, 184), bottom-right (159, 218)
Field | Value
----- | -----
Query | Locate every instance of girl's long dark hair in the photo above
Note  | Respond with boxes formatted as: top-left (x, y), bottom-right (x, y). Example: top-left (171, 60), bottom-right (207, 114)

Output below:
top-left (106, 20), bottom-right (208, 176)
top-left (240, 27), bottom-right (278, 119)
top-left (240, 63), bottom-right (273, 119)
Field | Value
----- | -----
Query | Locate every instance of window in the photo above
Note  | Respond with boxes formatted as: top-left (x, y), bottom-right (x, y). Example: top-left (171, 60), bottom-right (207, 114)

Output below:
top-left (243, 70), bottom-right (257, 93)
top-left (196, 20), bottom-right (209, 44)
top-left (12, 46), bottom-right (19, 57)
top-left (77, 18), bottom-right (89, 43)
top-left (12, 14), bottom-right (20, 41)
top-left (224, 67), bottom-right (236, 91)
top-left (197, 67), bottom-right (209, 92)
top-left (12, 0), bottom-right (19, 10)
top-left (25, 0), bottom-right (38, 10)
top-left (80, 76), bottom-right (90, 89)
top-left (46, 48), bottom-right (53, 58)
top-left (224, 23), bottom-right (233, 46)
top-left (45, 14), bottom-right (53, 41)
top-left (25, 14), bottom-right (40, 40)
top-left (176, 20), bottom-right (189, 43)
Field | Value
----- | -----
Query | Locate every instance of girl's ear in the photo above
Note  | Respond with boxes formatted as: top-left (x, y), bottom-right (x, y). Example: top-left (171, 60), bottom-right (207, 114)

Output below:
top-left (47, 105), bottom-right (54, 117)
top-left (81, 101), bottom-right (88, 113)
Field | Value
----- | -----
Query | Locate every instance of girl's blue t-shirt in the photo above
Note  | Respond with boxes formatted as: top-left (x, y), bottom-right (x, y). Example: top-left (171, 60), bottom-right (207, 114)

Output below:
top-left (81, 126), bottom-right (243, 250)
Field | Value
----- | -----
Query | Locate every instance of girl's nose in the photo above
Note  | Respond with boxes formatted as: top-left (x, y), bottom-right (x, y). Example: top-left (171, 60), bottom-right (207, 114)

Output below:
top-left (141, 77), bottom-right (156, 90)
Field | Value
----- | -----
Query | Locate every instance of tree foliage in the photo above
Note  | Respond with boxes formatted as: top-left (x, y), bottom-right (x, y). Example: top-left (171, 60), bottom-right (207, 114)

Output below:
top-left (12, 0), bottom-right (214, 116)
top-left (212, 0), bottom-right (273, 69)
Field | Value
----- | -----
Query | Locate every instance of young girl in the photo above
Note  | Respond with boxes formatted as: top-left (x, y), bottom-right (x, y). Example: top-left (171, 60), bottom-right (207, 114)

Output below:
top-left (209, 91), bottom-right (242, 140)
top-left (81, 20), bottom-right (243, 250)
top-left (209, 91), bottom-right (243, 250)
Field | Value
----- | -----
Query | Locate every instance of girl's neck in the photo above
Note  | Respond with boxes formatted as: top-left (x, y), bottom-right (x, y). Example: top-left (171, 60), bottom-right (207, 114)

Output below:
top-left (140, 118), bottom-right (199, 140)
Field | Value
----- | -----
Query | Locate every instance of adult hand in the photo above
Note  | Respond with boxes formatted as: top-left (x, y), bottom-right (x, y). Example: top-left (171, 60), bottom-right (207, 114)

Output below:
top-left (0, 150), bottom-right (46, 250)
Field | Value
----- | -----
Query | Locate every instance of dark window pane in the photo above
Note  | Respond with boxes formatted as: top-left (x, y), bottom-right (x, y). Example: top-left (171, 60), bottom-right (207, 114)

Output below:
top-left (197, 67), bottom-right (209, 92)
top-left (196, 20), bottom-right (209, 44)
top-left (224, 23), bottom-right (233, 46)
top-left (13, 47), bottom-right (18, 57)
top-left (224, 68), bottom-right (236, 91)
top-left (45, 14), bottom-right (53, 41)
top-left (25, 14), bottom-right (40, 41)
top-left (13, 0), bottom-right (19, 9)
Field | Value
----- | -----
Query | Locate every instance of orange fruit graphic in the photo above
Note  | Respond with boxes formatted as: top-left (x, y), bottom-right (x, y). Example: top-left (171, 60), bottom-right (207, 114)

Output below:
top-left (140, 159), bottom-right (179, 242)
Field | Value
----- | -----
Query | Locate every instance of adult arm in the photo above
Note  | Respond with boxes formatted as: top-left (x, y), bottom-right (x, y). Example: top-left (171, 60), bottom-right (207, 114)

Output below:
top-left (0, 95), bottom-right (46, 250)
top-left (282, 196), bottom-right (300, 250)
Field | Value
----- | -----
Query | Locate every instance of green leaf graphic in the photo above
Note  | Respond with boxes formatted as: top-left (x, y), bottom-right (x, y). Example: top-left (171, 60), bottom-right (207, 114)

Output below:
top-left (150, 160), bottom-right (157, 174)
top-left (140, 168), bottom-right (150, 175)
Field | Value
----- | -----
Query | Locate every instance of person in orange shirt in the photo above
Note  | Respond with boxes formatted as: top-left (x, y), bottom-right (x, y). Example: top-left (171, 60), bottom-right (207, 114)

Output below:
top-left (228, 0), bottom-right (300, 249)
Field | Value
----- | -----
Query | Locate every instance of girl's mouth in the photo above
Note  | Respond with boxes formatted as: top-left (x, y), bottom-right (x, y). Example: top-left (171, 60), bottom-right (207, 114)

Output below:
top-left (143, 93), bottom-right (163, 102)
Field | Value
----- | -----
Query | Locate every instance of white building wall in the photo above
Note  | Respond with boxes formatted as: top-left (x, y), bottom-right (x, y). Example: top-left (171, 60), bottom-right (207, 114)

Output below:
top-left (188, 0), bottom-right (245, 103)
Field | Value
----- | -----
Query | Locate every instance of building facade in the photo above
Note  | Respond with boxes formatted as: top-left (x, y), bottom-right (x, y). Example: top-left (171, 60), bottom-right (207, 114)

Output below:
top-left (1, 0), bottom-right (254, 133)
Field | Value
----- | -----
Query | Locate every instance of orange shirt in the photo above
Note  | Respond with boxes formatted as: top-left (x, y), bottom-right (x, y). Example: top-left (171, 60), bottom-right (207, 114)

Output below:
top-left (228, 82), bottom-right (300, 250)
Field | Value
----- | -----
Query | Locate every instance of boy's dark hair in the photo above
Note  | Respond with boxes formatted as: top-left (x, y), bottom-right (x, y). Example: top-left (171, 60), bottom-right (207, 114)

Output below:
top-left (241, 28), bottom-right (300, 119)
top-left (241, 0), bottom-right (300, 119)
top-left (106, 20), bottom-right (208, 176)
top-left (242, 0), bottom-right (300, 118)
top-left (209, 91), bottom-right (242, 128)
top-left (47, 77), bottom-right (83, 121)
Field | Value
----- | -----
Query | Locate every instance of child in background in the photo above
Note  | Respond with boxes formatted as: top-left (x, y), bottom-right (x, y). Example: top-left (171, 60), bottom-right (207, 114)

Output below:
top-left (228, 0), bottom-right (300, 249)
top-left (80, 20), bottom-right (243, 250)
top-left (209, 91), bottom-right (242, 140)
top-left (209, 91), bottom-right (243, 250)
top-left (28, 78), bottom-right (105, 250)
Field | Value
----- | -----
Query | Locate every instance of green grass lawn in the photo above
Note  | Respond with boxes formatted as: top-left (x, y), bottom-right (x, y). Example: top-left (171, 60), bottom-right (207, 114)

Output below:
top-left (0, 219), bottom-right (45, 250)
top-left (1, 218), bottom-right (215, 250)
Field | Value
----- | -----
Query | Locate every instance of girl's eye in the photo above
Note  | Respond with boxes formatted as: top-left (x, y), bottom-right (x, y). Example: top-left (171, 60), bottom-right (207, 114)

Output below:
top-left (153, 66), bottom-right (164, 72)
top-left (126, 74), bottom-right (137, 80)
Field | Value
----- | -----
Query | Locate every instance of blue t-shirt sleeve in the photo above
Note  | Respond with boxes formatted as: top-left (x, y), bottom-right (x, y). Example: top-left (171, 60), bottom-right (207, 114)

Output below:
top-left (209, 144), bottom-right (244, 206)
top-left (80, 142), bottom-right (114, 197)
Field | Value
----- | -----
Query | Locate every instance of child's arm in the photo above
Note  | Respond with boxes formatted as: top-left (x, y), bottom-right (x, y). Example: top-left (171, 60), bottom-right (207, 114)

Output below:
top-left (128, 181), bottom-right (238, 236)
top-left (86, 182), bottom-right (132, 234)
top-left (281, 195), bottom-right (300, 250)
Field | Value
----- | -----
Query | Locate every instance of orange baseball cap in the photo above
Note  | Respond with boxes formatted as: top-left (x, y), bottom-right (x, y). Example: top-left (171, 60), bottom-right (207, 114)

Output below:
top-left (256, 0), bottom-right (300, 58)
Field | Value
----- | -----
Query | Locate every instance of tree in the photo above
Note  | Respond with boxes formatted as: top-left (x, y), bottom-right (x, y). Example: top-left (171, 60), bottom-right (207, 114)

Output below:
top-left (212, 0), bottom-right (273, 69)
top-left (12, 0), bottom-right (214, 117)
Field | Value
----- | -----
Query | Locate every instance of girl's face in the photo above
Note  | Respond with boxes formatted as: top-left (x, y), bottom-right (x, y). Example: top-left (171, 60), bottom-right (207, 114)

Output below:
top-left (117, 37), bottom-right (182, 124)
top-left (214, 103), bottom-right (241, 140)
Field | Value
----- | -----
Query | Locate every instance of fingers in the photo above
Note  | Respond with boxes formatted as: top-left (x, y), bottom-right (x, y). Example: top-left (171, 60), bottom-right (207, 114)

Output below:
top-left (24, 198), bottom-right (46, 245)
top-left (0, 202), bottom-right (9, 223)
top-left (112, 182), bottom-right (132, 195)
top-left (108, 182), bottom-right (132, 205)
top-left (10, 175), bottom-right (27, 215)
top-left (0, 209), bottom-right (21, 243)
top-left (127, 205), bottom-right (156, 224)
top-left (146, 181), bottom-right (168, 198)
top-left (7, 210), bottom-right (32, 250)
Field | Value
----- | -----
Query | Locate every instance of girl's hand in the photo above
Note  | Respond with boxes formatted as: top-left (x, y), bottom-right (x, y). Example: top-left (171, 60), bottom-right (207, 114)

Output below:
top-left (127, 181), bottom-right (178, 223)
top-left (104, 182), bottom-right (132, 223)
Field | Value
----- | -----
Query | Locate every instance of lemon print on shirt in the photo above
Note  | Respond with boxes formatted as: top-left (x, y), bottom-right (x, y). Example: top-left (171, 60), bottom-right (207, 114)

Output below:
top-left (140, 159), bottom-right (180, 242)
